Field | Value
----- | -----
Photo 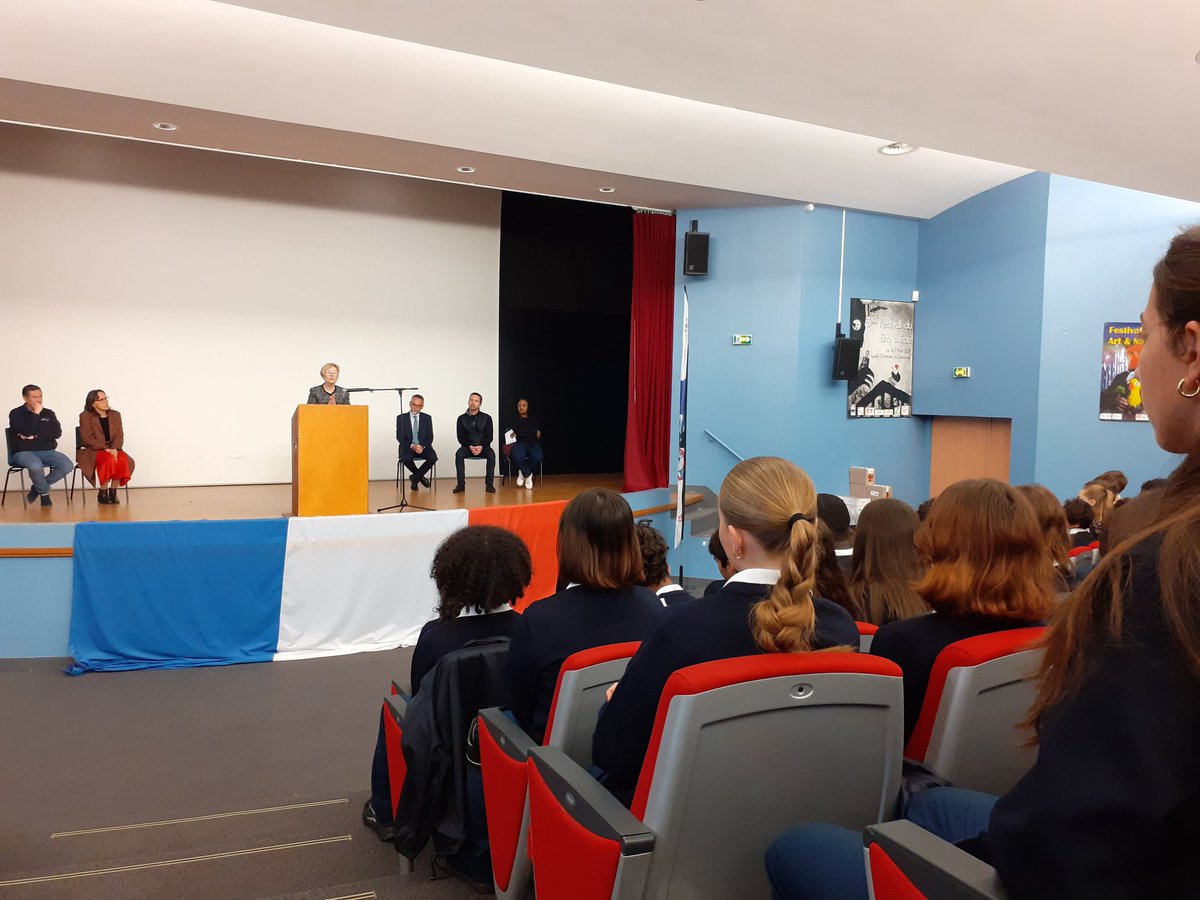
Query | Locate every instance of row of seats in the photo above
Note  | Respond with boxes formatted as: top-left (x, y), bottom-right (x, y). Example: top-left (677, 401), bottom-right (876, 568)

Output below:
top-left (381, 624), bottom-right (1044, 898)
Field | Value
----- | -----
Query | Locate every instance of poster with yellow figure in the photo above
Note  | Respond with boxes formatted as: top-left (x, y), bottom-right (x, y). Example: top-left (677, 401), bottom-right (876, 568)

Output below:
top-left (1099, 322), bottom-right (1149, 422)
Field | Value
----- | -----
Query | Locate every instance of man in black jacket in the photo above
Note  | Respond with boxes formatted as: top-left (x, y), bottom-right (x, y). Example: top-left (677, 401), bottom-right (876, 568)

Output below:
top-left (453, 392), bottom-right (495, 494)
top-left (8, 384), bottom-right (73, 507)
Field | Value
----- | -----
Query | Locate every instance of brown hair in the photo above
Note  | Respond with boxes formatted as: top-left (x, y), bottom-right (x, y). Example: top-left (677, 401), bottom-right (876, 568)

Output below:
top-left (83, 389), bottom-right (106, 414)
top-left (1062, 497), bottom-right (1094, 530)
top-left (718, 456), bottom-right (821, 653)
top-left (914, 479), bottom-right (1058, 620)
top-left (1016, 484), bottom-right (1072, 573)
top-left (1029, 226), bottom-right (1200, 734)
top-left (815, 521), bottom-right (861, 619)
top-left (1090, 470), bottom-right (1128, 495)
top-left (556, 488), bottom-right (643, 589)
top-left (1078, 482), bottom-right (1115, 527)
top-left (849, 498), bottom-right (927, 625)
top-left (634, 521), bottom-right (670, 588)
top-left (431, 526), bottom-right (531, 618)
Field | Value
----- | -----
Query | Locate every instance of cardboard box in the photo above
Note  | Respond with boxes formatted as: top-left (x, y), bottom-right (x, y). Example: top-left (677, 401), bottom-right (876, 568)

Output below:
top-left (849, 483), bottom-right (893, 500)
top-left (849, 466), bottom-right (875, 486)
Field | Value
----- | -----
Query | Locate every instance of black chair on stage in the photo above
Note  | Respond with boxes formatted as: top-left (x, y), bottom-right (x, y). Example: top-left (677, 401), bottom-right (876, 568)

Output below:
top-left (3, 428), bottom-right (73, 508)
top-left (70, 426), bottom-right (130, 506)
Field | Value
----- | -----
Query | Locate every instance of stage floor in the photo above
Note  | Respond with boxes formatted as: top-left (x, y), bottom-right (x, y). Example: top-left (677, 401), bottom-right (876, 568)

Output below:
top-left (0, 474), bottom-right (626, 525)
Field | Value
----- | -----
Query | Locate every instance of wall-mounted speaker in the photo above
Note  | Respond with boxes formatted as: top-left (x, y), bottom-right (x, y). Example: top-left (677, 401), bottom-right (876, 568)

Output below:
top-left (832, 336), bottom-right (863, 381)
top-left (683, 231), bottom-right (710, 276)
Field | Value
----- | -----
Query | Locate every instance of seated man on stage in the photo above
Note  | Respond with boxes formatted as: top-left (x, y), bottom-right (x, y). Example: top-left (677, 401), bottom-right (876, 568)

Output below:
top-left (8, 384), bottom-right (74, 507)
top-left (396, 393), bottom-right (437, 492)
top-left (453, 392), bottom-right (495, 494)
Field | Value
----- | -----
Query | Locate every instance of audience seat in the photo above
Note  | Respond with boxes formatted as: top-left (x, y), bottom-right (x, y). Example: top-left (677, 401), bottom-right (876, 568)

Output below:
top-left (1069, 541), bottom-right (1100, 580)
top-left (525, 653), bottom-right (905, 899)
top-left (865, 820), bottom-right (1008, 899)
top-left (856, 621), bottom-right (879, 652)
top-left (479, 641), bottom-right (641, 900)
top-left (905, 628), bottom-right (1045, 794)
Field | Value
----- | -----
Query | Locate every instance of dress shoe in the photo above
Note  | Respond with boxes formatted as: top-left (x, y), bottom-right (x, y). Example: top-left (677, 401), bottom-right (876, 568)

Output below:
top-left (26, 487), bottom-right (38, 505)
top-left (485, 484), bottom-right (496, 494)
top-left (361, 799), bottom-right (395, 842)
top-left (410, 478), bottom-right (420, 492)
top-left (98, 490), bottom-right (113, 504)
top-left (453, 483), bottom-right (465, 493)
top-left (40, 495), bottom-right (52, 507)
top-left (421, 476), bottom-right (431, 488)
top-left (109, 488), bottom-right (120, 504)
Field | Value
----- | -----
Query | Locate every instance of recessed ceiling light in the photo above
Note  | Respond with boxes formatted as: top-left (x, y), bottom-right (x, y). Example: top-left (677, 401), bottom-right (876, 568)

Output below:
top-left (457, 166), bottom-right (475, 173)
top-left (878, 142), bottom-right (916, 156)
top-left (598, 186), bottom-right (616, 193)
top-left (153, 122), bottom-right (178, 132)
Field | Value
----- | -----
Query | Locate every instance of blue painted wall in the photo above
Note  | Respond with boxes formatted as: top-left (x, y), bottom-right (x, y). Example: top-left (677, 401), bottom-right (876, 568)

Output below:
top-left (671, 204), bottom-right (929, 585)
top-left (1033, 176), bottom-right (1200, 496)
top-left (915, 173), bottom-right (1051, 484)
top-left (0, 524), bottom-right (74, 658)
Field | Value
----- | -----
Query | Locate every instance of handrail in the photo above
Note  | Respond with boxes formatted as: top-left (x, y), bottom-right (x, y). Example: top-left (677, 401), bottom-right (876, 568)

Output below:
top-left (703, 430), bottom-right (745, 462)
top-left (632, 492), bottom-right (703, 518)
top-left (0, 547), bottom-right (73, 558)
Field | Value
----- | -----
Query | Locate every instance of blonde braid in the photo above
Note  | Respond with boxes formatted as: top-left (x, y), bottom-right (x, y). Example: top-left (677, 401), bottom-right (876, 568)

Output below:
top-left (752, 518), bottom-right (819, 653)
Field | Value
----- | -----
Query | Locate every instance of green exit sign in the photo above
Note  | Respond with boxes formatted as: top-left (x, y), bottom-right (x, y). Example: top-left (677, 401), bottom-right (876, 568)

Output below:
top-left (732, 334), bottom-right (753, 345)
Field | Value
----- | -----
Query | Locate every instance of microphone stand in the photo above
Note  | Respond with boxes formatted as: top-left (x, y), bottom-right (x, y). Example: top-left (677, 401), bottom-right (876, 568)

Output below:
top-left (358, 388), bottom-right (435, 513)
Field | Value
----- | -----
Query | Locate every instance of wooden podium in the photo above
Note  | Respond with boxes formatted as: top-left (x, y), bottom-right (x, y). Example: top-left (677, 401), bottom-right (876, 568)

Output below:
top-left (291, 405), bottom-right (369, 517)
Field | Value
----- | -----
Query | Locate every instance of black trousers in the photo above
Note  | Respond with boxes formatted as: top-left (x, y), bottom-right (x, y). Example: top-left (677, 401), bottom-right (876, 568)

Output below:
top-left (455, 446), bottom-right (495, 486)
top-left (400, 446), bottom-right (437, 482)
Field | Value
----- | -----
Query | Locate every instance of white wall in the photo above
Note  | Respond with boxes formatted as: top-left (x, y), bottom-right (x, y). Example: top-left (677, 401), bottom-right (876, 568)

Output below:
top-left (0, 125), bottom-right (501, 486)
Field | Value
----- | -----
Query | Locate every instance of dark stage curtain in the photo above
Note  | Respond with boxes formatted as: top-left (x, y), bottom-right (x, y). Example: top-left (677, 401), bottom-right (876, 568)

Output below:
top-left (623, 212), bottom-right (676, 492)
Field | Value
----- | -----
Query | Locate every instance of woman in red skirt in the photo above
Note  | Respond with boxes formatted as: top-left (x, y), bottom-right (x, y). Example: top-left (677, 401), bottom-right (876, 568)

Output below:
top-left (78, 389), bottom-right (135, 504)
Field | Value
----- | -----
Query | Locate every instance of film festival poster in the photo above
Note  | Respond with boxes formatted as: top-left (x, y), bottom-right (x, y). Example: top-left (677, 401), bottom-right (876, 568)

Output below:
top-left (1099, 322), bottom-right (1148, 422)
top-left (847, 298), bottom-right (915, 419)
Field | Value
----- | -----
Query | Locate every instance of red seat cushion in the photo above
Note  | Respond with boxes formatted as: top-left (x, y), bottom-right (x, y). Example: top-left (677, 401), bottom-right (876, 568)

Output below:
top-left (480, 718), bottom-right (528, 891)
top-left (868, 843), bottom-right (926, 900)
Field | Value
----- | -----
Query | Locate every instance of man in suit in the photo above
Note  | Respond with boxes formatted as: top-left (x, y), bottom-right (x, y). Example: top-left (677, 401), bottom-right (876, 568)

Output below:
top-left (397, 394), bottom-right (437, 492)
top-left (453, 392), bottom-right (495, 494)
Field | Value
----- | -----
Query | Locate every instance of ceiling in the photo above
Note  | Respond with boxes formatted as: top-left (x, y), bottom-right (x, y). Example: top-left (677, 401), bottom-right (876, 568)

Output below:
top-left (3, 1), bottom-right (1196, 218)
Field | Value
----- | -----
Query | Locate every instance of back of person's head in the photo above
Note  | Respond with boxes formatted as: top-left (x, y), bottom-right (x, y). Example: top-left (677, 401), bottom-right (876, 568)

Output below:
top-left (1062, 497), bottom-right (1095, 530)
top-left (707, 529), bottom-right (729, 567)
top-left (816, 493), bottom-right (852, 540)
top-left (634, 520), bottom-right (670, 589)
top-left (718, 456), bottom-right (821, 653)
top-left (917, 498), bottom-right (935, 522)
top-left (430, 525), bottom-right (532, 619)
top-left (1141, 478), bottom-right (1169, 492)
top-left (915, 479), bottom-right (1057, 620)
top-left (557, 488), bottom-right (643, 589)
top-left (1091, 470), bottom-right (1128, 495)
top-left (850, 498), bottom-right (927, 625)
top-left (1078, 482), bottom-right (1116, 525)
top-left (1016, 484), bottom-right (1072, 572)
top-left (815, 520), bottom-right (860, 619)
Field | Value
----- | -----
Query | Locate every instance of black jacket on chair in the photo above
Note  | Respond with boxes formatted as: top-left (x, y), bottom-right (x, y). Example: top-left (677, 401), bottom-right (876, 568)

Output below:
top-left (392, 637), bottom-right (511, 863)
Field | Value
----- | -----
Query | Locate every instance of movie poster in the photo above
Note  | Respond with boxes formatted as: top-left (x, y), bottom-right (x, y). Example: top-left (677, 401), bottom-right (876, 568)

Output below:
top-left (1099, 322), bottom-right (1148, 422)
top-left (847, 298), bottom-right (914, 418)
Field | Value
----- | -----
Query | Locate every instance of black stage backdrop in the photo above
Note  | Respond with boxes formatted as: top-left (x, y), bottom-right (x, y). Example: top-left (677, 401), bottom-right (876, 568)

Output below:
top-left (499, 193), bottom-right (634, 476)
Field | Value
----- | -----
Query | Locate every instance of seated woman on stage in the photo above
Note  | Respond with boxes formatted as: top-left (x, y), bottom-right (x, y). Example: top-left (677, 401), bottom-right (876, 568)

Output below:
top-left (362, 525), bottom-right (532, 842)
top-left (764, 225), bottom-right (1200, 900)
top-left (306, 362), bottom-right (349, 405)
top-left (510, 397), bottom-right (543, 489)
top-left (77, 389), bottom-right (134, 504)
top-left (506, 488), bottom-right (662, 744)
top-left (592, 456), bottom-right (859, 797)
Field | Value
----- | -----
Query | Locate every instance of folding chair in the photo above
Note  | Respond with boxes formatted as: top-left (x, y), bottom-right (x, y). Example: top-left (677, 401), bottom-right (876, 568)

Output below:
top-left (525, 652), bottom-right (905, 898)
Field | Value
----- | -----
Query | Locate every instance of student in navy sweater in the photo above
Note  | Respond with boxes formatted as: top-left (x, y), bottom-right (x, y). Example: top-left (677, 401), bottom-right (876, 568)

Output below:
top-left (765, 225), bottom-right (1200, 899)
top-left (362, 525), bottom-right (532, 841)
top-left (505, 488), bottom-right (662, 744)
top-left (592, 456), bottom-right (859, 796)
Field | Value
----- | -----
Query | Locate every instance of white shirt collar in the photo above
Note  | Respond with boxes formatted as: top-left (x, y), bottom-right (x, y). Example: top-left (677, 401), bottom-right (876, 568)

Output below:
top-left (565, 582), bottom-right (581, 590)
top-left (725, 568), bottom-right (781, 586)
top-left (834, 547), bottom-right (853, 557)
top-left (458, 603), bottom-right (514, 618)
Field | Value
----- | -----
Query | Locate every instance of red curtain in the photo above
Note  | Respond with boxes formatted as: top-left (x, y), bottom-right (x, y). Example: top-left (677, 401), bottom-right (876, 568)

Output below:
top-left (623, 213), bottom-right (676, 492)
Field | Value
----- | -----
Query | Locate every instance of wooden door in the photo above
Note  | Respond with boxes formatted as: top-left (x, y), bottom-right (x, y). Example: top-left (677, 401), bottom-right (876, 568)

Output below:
top-left (929, 417), bottom-right (1011, 496)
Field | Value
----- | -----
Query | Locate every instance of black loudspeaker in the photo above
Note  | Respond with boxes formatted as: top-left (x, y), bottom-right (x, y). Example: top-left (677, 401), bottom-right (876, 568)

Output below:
top-left (832, 336), bottom-right (863, 381)
top-left (683, 232), bottom-right (710, 276)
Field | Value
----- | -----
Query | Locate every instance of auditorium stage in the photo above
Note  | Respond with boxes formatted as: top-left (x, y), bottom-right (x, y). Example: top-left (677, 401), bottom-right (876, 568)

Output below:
top-left (0, 473), bottom-right (627, 526)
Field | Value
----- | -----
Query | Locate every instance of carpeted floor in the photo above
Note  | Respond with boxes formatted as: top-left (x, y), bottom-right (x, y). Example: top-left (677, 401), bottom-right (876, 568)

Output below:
top-left (0, 652), bottom-right (481, 898)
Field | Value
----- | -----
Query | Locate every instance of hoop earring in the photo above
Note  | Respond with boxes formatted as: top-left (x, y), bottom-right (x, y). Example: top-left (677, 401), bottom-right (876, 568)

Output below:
top-left (1178, 378), bottom-right (1200, 399)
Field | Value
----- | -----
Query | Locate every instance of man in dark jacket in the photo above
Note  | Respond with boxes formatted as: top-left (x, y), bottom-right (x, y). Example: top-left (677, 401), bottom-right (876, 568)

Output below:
top-left (453, 392), bottom-right (495, 494)
top-left (8, 384), bottom-right (73, 507)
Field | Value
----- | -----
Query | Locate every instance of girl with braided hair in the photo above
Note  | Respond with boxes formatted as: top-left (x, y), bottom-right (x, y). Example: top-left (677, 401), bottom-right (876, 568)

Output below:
top-left (592, 456), bottom-right (859, 797)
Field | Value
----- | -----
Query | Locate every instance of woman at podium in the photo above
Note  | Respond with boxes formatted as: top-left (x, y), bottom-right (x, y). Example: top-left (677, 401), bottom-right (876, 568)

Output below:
top-left (307, 362), bottom-right (349, 405)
